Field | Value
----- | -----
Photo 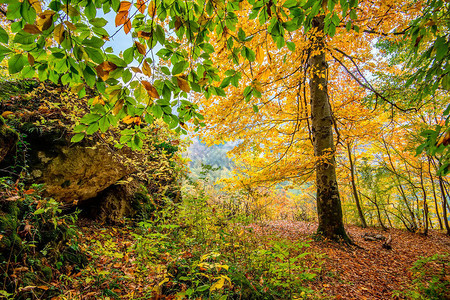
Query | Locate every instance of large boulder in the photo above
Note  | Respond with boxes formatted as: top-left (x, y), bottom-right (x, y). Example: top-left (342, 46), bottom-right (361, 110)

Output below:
top-left (26, 132), bottom-right (132, 204)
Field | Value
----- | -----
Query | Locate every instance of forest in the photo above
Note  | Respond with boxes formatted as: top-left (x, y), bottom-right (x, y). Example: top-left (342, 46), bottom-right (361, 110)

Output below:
top-left (0, 0), bottom-right (449, 299)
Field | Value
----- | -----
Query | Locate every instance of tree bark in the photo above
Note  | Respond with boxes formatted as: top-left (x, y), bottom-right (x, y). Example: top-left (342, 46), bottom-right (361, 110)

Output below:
top-left (347, 142), bottom-right (367, 228)
top-left (439, 175), bottom-right (450, 235)
top-left (428, 156), bottom-right (443, 230)
top-left (309, 16), bottom-right (350, 242)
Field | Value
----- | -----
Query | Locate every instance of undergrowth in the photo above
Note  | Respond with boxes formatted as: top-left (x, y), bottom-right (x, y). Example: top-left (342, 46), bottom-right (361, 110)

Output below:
top-left (0, 177), bottom-right (84, 299)
top-left (58, 183), bottom-right (323, 299)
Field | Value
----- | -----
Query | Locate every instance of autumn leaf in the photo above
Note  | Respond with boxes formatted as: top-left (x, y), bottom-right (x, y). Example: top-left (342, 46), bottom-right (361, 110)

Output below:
top-left (142, 60), bottom-right (152, 77)
top-left (135, 41), bottom-right (146, 55)
top-left (148, 1), bottom-right (156, 16)
top-left (36, 11), bottom-right (54, 31)
top-left (54, 23), bottom-right (65, 44)
top-left (118, 1), bottom-right (131, 12)
top-left (27, 53), bottom-right (35, 66)
top-left (138, 31), bottom-right (152, 40)
top-left (115, 11), bottom-right (128, 27)
top-left (28, 0), bottom-right (42, 14)
top-left (124, 19), bottom-right (132, 34)
top-left (141, 80), bottom-right (160, 98)
top-left (23, 24), bottom-right (42, 34)
top-left (131, 67), bottom-right (142, 73)
top-left (122, 115), bottom-right (135, 124)
top-left (113, 98), bottom-right (124, 115)
top-left (64, 20), bottom-right (77, 31)
top-left (256, 47), bottom-right (264, 64)
top-left (136, 0), bottom-right (146, 14)
top-left (177, 77), bottom-right (190, 93)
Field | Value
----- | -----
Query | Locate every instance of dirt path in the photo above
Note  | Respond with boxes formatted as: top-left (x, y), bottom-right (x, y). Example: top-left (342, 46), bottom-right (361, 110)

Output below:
top-left (247, 221), bottom-right (450, 299)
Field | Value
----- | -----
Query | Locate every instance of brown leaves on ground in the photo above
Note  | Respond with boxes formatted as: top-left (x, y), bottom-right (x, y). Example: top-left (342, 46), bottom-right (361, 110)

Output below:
top-left (247, 220), bottom-right (450, 299)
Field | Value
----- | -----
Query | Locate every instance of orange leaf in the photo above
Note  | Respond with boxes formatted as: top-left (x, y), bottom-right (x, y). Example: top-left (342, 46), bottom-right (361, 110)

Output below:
top-left (131, 67), bottom-right (142, 73)
top-left (141, 80), bottom-right (160, 98)
top-left (137, 31), bottom-right (152, 40)
top-left (142, 60), bottom-right (152, 77)
top-left (148, 1), bottom-right (156, 15)
top-left (122, 115), bottom-right (134, 124)
top-left (95, 61), bottom-right (117, 81)
top-left (124, 19), bottom-right (131, 34)
top-left (118, 1), bottom-right (131, 12)
top-left (136, 0), bottom-right (146, 14)
top-left (23, 24), bottom-right (42, 34)
top-left (177, 77), bottom-right (190, 93)
top-left (135, 41), bottom-right (146, 55)
top-left (115, 11), bottom-right (128, 27)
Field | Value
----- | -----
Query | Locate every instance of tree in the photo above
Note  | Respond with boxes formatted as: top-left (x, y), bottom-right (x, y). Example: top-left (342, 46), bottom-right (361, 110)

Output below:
top-left (1, 0), bottom-right (438, 240)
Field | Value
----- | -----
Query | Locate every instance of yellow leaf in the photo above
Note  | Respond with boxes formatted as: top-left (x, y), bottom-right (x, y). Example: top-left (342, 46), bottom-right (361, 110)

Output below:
top-left (54, 23), bottom-right (65, 44)
top-left (256, 47), bottom-right (264, 64)
top-left (131, 67), bottom-right (142, 73)
top-left (1, 111), bottom-right (14, 118)
top-left (122, 115), bottom-right (134, 124)
top-left (28, 0), bottom-right (42, 14)
top-left (177, 77), bottom-right (190, 93)
top-left (91, 96), bottom-right (105, 105)
top-left (135, 41), bottom-right (146, 55)
top-left (36, 11), bottom-right (54, 31)
top-left (142, 60), bottom-right (152, 77)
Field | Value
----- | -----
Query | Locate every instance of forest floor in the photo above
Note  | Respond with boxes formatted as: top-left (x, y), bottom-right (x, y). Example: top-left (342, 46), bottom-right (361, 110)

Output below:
top-left (248, 221), bottom-right (450, 299)
top-left (58, 219), bottom-right (450, 300)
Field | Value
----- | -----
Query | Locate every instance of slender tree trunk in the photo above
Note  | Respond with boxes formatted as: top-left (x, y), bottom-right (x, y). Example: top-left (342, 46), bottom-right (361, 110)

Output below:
top-left (419, 166), bottom-right (428, 235)
top-left (309, 16), bottom-right (350, 242)
top-left (347, 142), bottom-right (367, 228)
top-left (428, 156), bottom-right (443, 230)
top-left (439, 175), bottom-right (450, 235)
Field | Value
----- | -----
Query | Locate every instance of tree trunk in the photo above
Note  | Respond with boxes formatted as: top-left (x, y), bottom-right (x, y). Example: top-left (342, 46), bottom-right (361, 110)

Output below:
top-left (439, 175), bottom-right (450, 235)
top-left (428, 156), bottom-right (443, 230)
top-left (347, 142), bottom-right (367, 228)
top-left (309, 16), bottom-right (350, 242)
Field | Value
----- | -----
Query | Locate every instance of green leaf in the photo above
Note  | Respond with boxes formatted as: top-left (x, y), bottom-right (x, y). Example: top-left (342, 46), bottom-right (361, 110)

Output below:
top-left (13, 31), bottom-right (34, 45)
top-left (0, 27), bottom-right (8, 43)
top-left (84, 47), bottom-right (104, 64)
top-left (89, 18), bottom-right (108, 28)
top-left (82, 36), bottom-right (105, 48)
top-left (71, 133), bottom-right (85, 143)
top-left (252, 104), bottom-right (259, 112)
top-left (123, 47), bottom-right (134, 64)
top-left (286, 41), bottom-right (295, 51)
top-left (172, 60), bottom-right (187, 75)
top-left (8, 54), bottom-right (25, 74)
top-left (99, 116), bottom-right (110, 132)
top-left (0, 45), bottom-right (12, 56)
top-left (155, 25), bottom-right (165, 45)
top-left (196, 285), bottom-right (210, 292)
top-left (152, 105), bottom-right (163, 118)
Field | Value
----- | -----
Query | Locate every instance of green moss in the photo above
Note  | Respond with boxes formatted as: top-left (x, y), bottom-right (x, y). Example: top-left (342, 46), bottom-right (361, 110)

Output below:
top-left (41, 266), bottom-right (53, 281)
